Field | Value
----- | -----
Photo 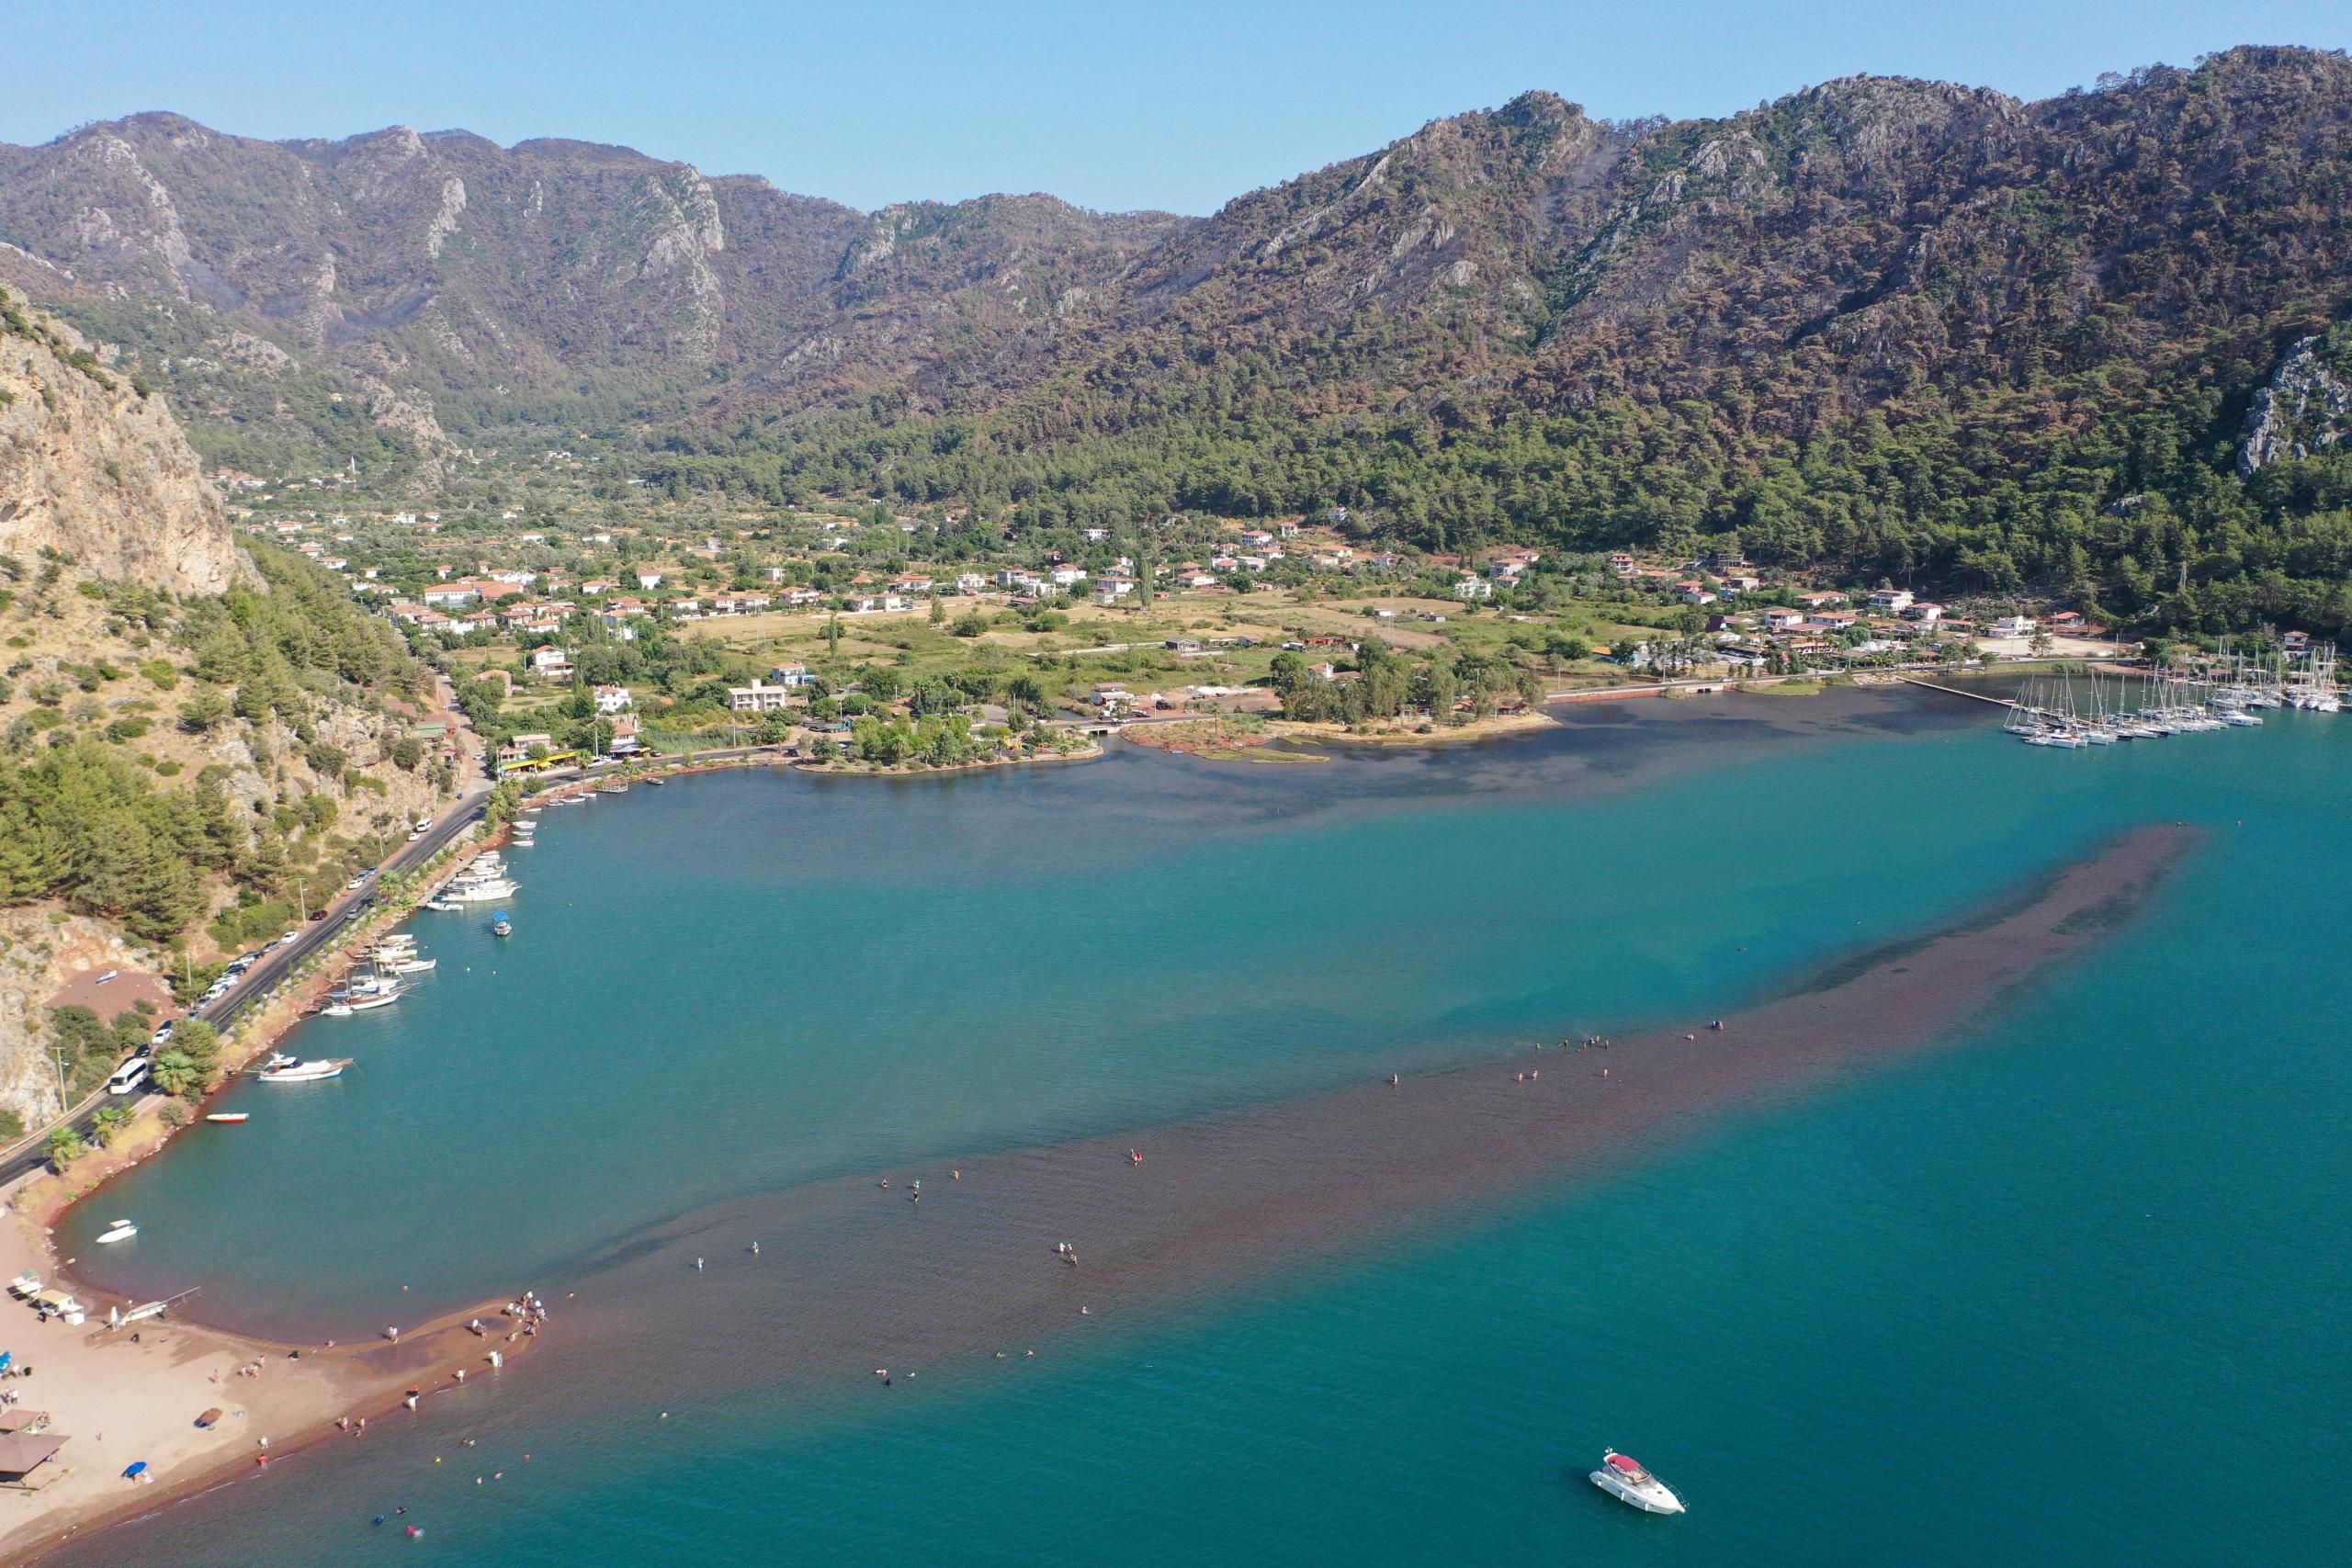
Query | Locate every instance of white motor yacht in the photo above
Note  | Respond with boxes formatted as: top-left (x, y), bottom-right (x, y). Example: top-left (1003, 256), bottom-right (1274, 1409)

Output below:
top-left (257, 1055), bottom-right (351, 1083)
top-left (1590, 1450), bottom-right (1684, 1515)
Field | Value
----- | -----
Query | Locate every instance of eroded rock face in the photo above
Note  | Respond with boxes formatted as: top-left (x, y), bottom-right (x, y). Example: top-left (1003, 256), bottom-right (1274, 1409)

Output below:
top-left (0, 295), bottom-right (256, 596)
top-left (0, 908), bottom-right (150, 1128)
top-left (2239, 327), bottom-right (2352, 478)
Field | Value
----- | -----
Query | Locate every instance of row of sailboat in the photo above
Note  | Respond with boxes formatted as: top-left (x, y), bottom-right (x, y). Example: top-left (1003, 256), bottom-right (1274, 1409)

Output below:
top-left (2007, 647), bottom-right (2341, 748)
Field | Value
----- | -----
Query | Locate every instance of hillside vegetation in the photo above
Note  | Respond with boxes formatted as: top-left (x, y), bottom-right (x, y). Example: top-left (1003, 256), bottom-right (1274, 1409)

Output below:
top-left (6, 49), bottom-right (2352, 627)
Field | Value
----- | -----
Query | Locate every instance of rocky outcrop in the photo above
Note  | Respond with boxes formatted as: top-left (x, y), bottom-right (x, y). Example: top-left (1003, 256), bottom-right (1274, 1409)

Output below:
top-left (2238, 326), bottom-right (2352, 477)
top-left (0, 909), bottom-right (151, 1129)
top-left (0, 290), bottom-right (256, 595)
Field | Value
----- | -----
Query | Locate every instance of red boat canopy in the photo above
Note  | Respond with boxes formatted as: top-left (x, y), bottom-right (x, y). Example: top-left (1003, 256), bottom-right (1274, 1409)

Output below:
top-left (1607, 1453), bottom-right (1645, 1473)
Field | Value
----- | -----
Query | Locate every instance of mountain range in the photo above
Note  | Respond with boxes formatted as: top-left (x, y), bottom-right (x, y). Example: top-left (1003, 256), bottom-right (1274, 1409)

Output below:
top-left (5, 45), bottom-right (2352, 622)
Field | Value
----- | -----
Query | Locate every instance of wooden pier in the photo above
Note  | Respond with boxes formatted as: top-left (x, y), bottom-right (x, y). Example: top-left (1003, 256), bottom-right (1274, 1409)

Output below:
top-left (1899, 677), bottom-right (2018, 708)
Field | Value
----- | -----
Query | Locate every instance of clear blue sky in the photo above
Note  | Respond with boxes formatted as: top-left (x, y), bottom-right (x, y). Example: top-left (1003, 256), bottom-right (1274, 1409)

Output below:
top-left (10, 0), bottom-right (2349, 213)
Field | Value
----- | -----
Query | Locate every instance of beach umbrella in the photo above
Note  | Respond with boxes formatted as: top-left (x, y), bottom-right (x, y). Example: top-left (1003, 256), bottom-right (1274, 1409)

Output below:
top-left (0, 1351), bottom-right (13, 1373)
top-left (123, 1461), bottom-right (148, 1479)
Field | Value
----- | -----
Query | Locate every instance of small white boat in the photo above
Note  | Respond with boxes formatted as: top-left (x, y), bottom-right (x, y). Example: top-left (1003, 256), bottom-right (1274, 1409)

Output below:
top-left (257, 1055), bottom-right (351, 1084)
top-left (379, 957), bottom-right (437, 975)
top-left (96, 1219), bottom-right (138, 1245)
top-left (1590, 1450), bottom-right (1684, 1515)
top-left (444, 879), bottom-right (518, 903)
top-left (424, 898), bottom-right (462, 912)
top-left (205, 1112), bottom-right (249, 1124)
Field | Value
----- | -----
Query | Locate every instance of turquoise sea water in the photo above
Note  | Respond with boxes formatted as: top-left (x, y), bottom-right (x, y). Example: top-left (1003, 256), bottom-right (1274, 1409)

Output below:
top-left (61, 691), bottom-right (2352, 1565)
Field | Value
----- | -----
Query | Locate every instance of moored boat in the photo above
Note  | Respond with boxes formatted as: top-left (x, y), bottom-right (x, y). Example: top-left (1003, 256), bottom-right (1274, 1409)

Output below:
top-left (491, 913), bottom-right (513, 938)
top-left (204, 1112), bottom-right (249, 1123)
top-left (256, 1055), bottom-right (351, 1084)
top-left (96, 1219), bottom-right (138, 1245)
top-left (1590, 1450), bottom-right (1684, 1515)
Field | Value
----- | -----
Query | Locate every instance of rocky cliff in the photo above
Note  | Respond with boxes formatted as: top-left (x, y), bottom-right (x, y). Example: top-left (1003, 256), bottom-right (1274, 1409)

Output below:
top-left (0, 288), bottom-right (254, 594)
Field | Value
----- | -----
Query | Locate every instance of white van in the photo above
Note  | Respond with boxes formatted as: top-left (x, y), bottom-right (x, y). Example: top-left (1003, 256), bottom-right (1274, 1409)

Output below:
top-left (107, 1057), bottom-right (152, 1096)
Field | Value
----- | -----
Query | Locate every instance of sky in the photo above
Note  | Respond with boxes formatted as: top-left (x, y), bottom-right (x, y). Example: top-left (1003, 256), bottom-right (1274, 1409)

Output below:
top-left (8, 0), bottom-right (2350, 214)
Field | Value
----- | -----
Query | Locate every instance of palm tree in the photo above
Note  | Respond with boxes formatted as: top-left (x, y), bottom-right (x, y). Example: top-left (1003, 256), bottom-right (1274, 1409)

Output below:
top-left (45, 1126), bottom-right (85, 1172)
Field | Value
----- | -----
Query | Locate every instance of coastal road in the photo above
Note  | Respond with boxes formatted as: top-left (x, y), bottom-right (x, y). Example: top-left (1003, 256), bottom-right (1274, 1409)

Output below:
top-left (0, 784), bottom-right (494, 1190)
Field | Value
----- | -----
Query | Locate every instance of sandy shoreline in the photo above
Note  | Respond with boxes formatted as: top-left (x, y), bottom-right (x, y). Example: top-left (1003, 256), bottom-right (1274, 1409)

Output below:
top-left (0, 818), bottom-right (549, 1564)
top-left (0, 1202), bottom-right (543, 1564)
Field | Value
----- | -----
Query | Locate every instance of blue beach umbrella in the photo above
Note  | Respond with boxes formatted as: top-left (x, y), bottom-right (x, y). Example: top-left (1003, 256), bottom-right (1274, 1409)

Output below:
top-left (123, 1461), bottom-right (148, 1479)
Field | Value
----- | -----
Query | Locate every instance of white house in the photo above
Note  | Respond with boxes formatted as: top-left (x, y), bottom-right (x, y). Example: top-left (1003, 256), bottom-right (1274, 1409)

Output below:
top-left (728, 680), bottom-right (797, 713)
top-left (529, 645), bottom-right (573, 678)
top-left (594, 683), bottom-right (633, 715)
top-left (1990, 615), bottom-right (2038, 638)
top-left (635, 570), bottom-right (666, 591)
top-left (1453, 575), bottom-right (1493, 601)
top-left (1867, 588), bottom-right (1916, 613)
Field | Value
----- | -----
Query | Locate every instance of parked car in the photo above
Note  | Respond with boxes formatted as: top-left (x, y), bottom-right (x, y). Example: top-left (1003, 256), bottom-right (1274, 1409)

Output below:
top-left (277, 931), bottom-right (301, 947)
top-left (149, 1021), bottom-right (175, 1048)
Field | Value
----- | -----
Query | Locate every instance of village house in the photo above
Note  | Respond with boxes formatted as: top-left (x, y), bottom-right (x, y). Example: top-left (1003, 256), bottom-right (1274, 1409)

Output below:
top-left (728, 680), bottom-right (797, 713)
top-left (1990, 615), bottom-right (2038, 638)
top-left (955, 572), bottom-right (988, 594)
top-left (1903, 602), bottom-right (1946, 624)
top-left (768, 663), bottom-right (816, 689)
top-left (1763, 607), bottom-right (1807, 632)
top-left (1094, 575), bottom-right (1136, 604)
top-left (529, 645), bottom-right (573, 678)
top-left (594, 684), bottom-right (633, 715)
top-left (635, 570), bottom-right (666, 591)
top-left (607, 713), bottom-right (641, 757)
top-left (1867, 587), bottom-right (1916, 613)
top-left (1454, 574), bottom-right (1494, 601)
top-left (1797, 590), bottom-right (1849, 609)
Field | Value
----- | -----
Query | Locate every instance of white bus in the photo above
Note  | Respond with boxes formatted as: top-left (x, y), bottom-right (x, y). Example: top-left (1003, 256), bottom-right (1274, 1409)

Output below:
top-left (106, 1057), bottom-right (152, 1096)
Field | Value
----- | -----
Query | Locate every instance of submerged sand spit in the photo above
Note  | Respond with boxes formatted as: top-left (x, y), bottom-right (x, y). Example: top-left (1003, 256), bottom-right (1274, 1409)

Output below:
top-left (553, 823), bottom-right (2197, 1389)
top-left (23, 823), bottom-right (2193, 1562)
